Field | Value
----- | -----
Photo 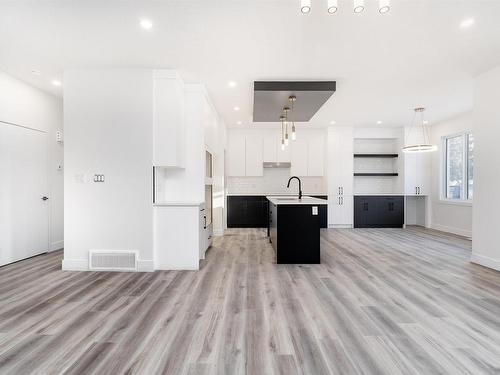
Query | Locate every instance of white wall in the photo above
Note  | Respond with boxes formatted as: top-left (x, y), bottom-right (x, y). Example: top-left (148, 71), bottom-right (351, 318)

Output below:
top-left (63, 69), bottom-right (154, 271)
top-left (471, 65), bottom-right (500, 271)
top-left (0, 71), bottom-right (64, 251)
top-left (429, 112), bottom-right (473, 237)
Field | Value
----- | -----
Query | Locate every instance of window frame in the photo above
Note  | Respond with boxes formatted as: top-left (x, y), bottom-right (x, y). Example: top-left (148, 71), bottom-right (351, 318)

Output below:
top-left (441, 131), bottom-right (473, 204)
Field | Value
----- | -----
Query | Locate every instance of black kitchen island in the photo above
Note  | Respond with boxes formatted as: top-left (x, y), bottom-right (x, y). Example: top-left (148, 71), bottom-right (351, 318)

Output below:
top-left (267, 196), bottom-right (328, 264)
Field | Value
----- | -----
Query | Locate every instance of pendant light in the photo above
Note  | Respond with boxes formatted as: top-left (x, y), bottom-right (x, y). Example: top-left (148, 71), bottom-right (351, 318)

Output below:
top-left (283, 106), bottom-right (290, 146)
top-left (403, 107), bottom-right (437, 153)
top-left (379, 0), bottom-right (390, 13)
top-left (289, 95), bottom-right (297, 140)
top-left (327, 0), bottom-right (338, 14)
top-left (301, 0), bottom-right (311, 13)
top-left (353, 0), bottom-right (365, 13)
top-left (280, 115), bottom-right (286, 150)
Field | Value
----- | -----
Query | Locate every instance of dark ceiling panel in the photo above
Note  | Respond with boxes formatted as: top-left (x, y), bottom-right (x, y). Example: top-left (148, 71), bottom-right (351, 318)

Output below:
top-left (253, 81), bottom-right (336, 122)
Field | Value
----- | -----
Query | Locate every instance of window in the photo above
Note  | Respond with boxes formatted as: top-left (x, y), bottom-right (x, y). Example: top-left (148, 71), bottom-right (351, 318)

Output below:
top-left (444, 132), bottom-right (473, 201)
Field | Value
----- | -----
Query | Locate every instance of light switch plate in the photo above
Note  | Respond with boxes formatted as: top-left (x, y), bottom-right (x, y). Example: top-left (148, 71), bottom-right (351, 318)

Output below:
top-left (312, 206), bottom-right (318, 215)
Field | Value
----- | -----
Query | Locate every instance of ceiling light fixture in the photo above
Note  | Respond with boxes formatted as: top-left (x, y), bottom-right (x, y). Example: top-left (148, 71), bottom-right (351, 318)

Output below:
top-left (353, 0), bottom-right (365, 13)
top-left (140, 18), bottom-right (153, 30)
top-left (460, 18), bottom-right (475, 29)
top-left (52, 80), bottom-right (61, 87)
top-left (228, 81), bottom-right (237, 88)
top-left (377, 120), bottom-right (382, 125)
top-left (379, 0), bottom-right (390, 14)
top-left (327, 0), bottom-right (338, 14)
top-left (283, 107), bottom-right (290, 146)
top-left (301, 0), bottom-right (311, 13)
top-left (280, 115), bottom-right (286, 150)
top-left (403, 107), bottom-right (437, 153)
top-left (236, 121), bottom-right (242, 125)
top-left (233, 106), bottom-right (240, 111)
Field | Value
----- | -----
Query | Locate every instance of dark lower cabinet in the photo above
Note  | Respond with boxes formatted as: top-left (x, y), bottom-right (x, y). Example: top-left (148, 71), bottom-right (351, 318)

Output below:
top-left (227, 196), bottom-right (269, 228)
top-left (228, 195), bottom-right (328, 229)
top-left (354, 196), bottom-right (404, 228)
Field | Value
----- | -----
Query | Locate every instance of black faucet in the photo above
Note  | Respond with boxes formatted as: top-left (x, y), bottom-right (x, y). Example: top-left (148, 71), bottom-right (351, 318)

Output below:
top-left (287, 176), bottom-right (302, 199)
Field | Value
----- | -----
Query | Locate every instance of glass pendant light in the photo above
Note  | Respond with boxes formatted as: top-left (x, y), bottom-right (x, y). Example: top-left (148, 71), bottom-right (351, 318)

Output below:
top-left (353, 0), bottom-right (365, 13)
top-left (403, 107), bottom-right (437, 153)
top-left (280, 115), bottom-right (286, 151)
top-left (289, 96), bottom-right (297, 141)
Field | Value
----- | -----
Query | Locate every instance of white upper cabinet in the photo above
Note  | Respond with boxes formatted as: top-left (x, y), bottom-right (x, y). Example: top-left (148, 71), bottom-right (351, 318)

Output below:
top-left (245, 136), bottom-right (264, 176)
top-left (307, 137), bottom-right (325, 176)
top-left (153, 70), bottom-right (185, 168)
top-left (328, 127), bottom-right (354, 196)
top-left (263, 136), bottom-right (277, 163)
top-left (226, 133), bottom-right (246, 176)
top-left (290, 139), bottom-right (308, 176)
top-left (405, 152), bottom-right (430, 195)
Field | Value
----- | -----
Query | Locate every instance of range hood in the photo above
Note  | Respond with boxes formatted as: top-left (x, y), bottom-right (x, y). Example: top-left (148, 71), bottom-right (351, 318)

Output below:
top-left (263, 162), bottom-right (291, 168)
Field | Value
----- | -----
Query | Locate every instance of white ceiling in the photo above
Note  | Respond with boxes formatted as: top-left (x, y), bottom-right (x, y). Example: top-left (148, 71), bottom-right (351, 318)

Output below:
top-left (1, 0), bottom-right (500, 128)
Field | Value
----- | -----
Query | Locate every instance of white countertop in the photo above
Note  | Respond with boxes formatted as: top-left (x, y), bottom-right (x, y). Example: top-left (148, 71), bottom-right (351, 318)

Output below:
top-left (267, 196), bottom-right (328, 206)
top-left (154, 201), bottom-right (204, 207)
top-left (227, 192), bottom-right (327, 196)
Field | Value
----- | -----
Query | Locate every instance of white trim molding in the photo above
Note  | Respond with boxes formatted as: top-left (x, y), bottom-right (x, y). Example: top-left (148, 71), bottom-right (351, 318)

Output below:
top-left (137, 259), bottom-right (155, 272)
top-left (50, 240), bottom-right (64, 252)
top-left (471, 253), bottom-right (500, 272)
top-left (62, 258), bottom-right (88, 271)
top-left (431, 224), bottom-right (472, 238)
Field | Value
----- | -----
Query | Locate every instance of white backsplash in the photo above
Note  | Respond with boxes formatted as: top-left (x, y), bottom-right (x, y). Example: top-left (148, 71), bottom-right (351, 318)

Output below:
top-left (227, 168), bottom-right (327, 195)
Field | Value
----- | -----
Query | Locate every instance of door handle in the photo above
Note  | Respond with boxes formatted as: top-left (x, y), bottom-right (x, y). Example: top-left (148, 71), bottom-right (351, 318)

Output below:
top-left (204, 215), bottom-right (207, 229)
top-left (41, 196), bottom-right (49, 201)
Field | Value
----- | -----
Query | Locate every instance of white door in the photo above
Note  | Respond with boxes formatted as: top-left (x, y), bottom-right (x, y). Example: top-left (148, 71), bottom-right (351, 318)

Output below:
top-left (0, 124), bottom-right (49, 266)
top-left (404, 153), bottom-right (417, 195)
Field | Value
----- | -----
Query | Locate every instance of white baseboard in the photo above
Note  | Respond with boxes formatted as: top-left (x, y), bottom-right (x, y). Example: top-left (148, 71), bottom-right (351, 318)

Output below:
top-left (50, 240), bottom-right (64, 252)
top-left (62, 258), bottom-right (154, 272)
top-left (62, 258), bottom-right (88, 271)
top-left (471, 253), bottom-right (500, 272)
top-left (137, 259), bottom-right (154, 272)
top-left (328, 224), bottom-right (353, 229)
top-left (431, 224), bottom-right (472, 238)
top-left (213, 229), bottom-right (224, 236)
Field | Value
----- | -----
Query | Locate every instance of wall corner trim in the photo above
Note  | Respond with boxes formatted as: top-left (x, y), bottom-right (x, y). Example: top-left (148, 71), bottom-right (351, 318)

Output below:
top-left (471, 253), bottom-right (500, 272)
top-left (50, 240), bottom-right (64, 252)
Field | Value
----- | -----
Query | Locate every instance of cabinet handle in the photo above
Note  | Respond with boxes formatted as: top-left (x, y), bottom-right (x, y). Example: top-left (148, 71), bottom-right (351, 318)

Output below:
top-left (338, 197), bottom-right (341, 205)
top-left (204, 215), bottom-right (207, 229)
top-left (341, 187), bottom-right (344, 195)
top-left (415, 187), bottom-right (417, 195)
top-left (338, 187), bottom-right (341, 195)
top-left (418, 187), bottom-right (421, 195)
top-left (341, 196), bottom-right (344, 205)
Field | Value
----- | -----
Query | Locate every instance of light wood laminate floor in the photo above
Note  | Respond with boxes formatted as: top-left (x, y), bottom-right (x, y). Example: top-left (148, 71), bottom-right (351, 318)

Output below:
top-left (1, 227), bottom-right (500, 375)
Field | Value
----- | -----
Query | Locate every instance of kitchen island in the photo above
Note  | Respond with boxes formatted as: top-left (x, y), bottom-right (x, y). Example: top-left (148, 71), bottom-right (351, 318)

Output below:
top-left (267, 196), bottom-right (328, 264)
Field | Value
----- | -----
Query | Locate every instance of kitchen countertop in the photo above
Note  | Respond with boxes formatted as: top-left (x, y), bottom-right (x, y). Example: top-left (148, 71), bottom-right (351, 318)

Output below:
top-left (227, 193), bottom-right (327, 196)
top-left (154, 201), bottom-right (204, 207)
top-left (267, 196), bottom-right (328, 206)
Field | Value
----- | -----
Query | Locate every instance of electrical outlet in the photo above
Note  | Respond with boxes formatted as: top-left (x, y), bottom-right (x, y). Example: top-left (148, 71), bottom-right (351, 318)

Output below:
top-left (94, 174), bottom-right (105, 182)
top-left (56, 130), bottom-right (63, 143)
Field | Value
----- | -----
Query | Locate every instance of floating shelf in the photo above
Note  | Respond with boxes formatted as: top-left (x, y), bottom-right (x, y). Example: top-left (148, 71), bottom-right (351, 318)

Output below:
top-left (354, 173), bottom-right (399, 177)
top-left (354, 154), bottom-right (399, 158)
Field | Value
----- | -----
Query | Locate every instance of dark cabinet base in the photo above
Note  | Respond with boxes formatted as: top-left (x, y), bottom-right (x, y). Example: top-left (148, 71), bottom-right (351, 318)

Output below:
top-left (354, 196), bottom-right (404, 228)
top-left (269, 203), bottom-right (321, 264)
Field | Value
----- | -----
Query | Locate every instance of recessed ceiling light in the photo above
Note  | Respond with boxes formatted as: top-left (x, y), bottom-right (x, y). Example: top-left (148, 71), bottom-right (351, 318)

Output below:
top-left (330, 120), bottom-right (336, 125)
top-left (353, 0), bottom-right (365, 13)
top-left (52, 80), bottom-right (61, 87)
top-left (236, 121), bottom-right (242, 125)
top-left (301, 0), bottom-right (311, 13)
top-left (460, 18), bottom-right (475, 29)
top-left (228, 81), bottom-right (237, 88)
top-left (31, 69), bottom-right (41, 76)
top-left (233, 106), bottom-right (240, 111)
top-left (328, 0), bottom-right (338, 14)
top-left (423, 120), bottom-right (429, 125)
top-left (140, 18), bottom-right (153, 30)
top-left (377, 120), bottom-right (383, 125)
top-left (379, 0), bottom-right (390, 14)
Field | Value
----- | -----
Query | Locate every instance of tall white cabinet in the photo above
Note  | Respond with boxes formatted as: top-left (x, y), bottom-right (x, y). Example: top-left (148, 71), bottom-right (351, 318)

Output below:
top-left (404, 153), bottom-right (431, 196)
top-left (327, 127), bottom-right (354, 228)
